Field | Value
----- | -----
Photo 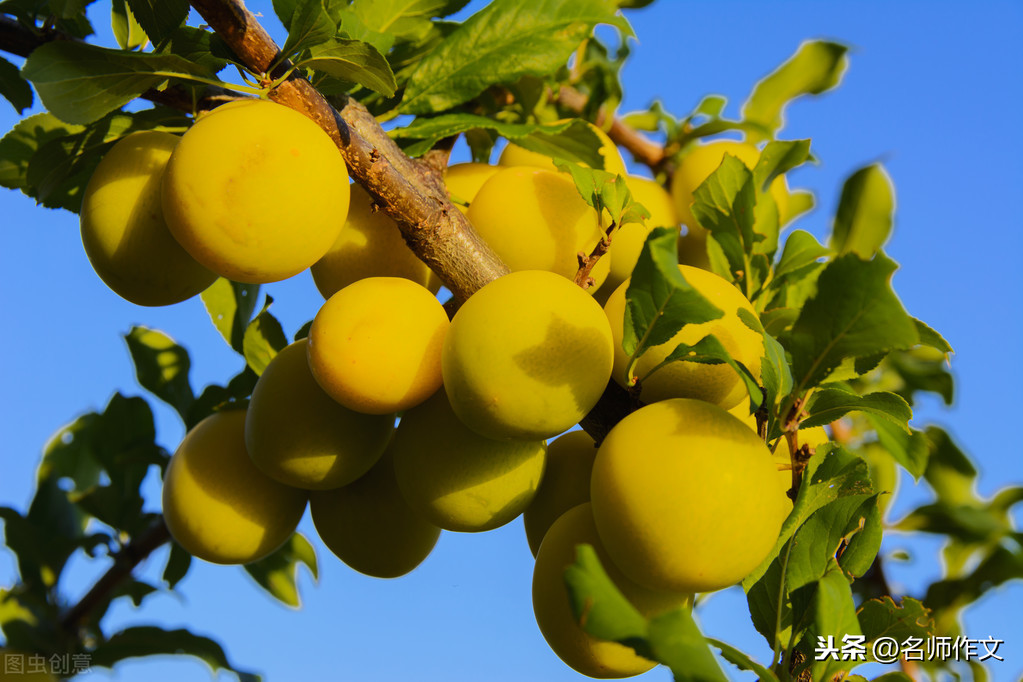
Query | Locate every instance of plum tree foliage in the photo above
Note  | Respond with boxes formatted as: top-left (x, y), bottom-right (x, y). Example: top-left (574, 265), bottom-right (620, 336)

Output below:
top-left (0, 1), bottom-right (1017, 681)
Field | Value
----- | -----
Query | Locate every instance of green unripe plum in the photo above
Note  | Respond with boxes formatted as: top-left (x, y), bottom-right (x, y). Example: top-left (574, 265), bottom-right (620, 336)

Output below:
top-left (245, 340), bottom-right (394, 490)
top-left (523, 430), bottom-right (598, 557)
top-left (442, 270), bottom-right (614, 441)
top-left (444, 162), bottom-right (501, 215)
top-left (310, 183), bottom-right (440, 298)
top-left (162, 99), bottom-right (350, 284)
top-left (591, 399), bottom-right (785, 593)
top-left (468, 167), bottom-right (610, 289)
top-left (308, 277), bottom-right (448, 415)
top-left (391, 390), bottom-right (547, 532)
top-left (162, 409), bottom-right (307, 565)
top-left (532, 503), bottom-right (690, 678)
top-left (311, 445), bottom-right (441, 578)
top-left (671, 139), bottom-right (790, 270)
top-left (79, 131), bottom-right (216, 306)
top-left (499, 121), bottom-right (628, 177)
top-left (603, 265), bottom-right (763, 410)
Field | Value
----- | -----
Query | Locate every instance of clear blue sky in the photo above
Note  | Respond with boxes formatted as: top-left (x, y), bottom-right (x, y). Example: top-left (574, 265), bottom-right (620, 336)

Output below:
top-left (1, 1), bottom-right (1021, 681)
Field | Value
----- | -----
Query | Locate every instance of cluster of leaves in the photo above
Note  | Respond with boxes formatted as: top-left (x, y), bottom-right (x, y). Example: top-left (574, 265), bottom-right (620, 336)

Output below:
top-left (0, 0), bottom-right (1018, 681)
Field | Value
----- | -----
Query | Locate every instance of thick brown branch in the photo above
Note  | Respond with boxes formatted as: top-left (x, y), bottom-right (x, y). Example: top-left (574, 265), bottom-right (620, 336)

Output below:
top-left (60, 517), bottom-right (171, 633)
top-left (0, 15), bottom-right (42, 58)
top-left (557, 85), bottom-right (666, 170)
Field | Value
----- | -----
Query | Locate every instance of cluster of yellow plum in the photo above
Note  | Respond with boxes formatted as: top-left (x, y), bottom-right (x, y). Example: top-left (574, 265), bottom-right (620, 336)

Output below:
top-left (78, 99), bottom-right (817, 679)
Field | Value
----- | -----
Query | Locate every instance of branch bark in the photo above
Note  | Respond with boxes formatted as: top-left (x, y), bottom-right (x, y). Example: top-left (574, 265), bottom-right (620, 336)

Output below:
top-left (557, 85), bottom-right (666, 171)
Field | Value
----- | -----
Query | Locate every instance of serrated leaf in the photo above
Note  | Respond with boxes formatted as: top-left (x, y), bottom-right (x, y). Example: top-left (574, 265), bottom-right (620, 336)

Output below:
top-left (802, 388), bottom-right (912, 432)
top-left (124, 0), bottom-right (188, 45)
top-left (554, 161), bottom-right (644, 228)
top-left (0, 112), bottom-right (86, 195)
top-left (400, 0), bottom-right (626, 114)
top-left (201, 278), bottom-right (260, 354)
top-left (799, 563), bottom-right (863, 682)
top-left (783, 252), bottom-right (919, 393)
top-left (647, 334), bottom-right (761, 409)
top-left (242, 295), bottom-right (288, 376)
top-left (349, 0), bottom-right (469, 44)
top-left (857, 597), bottom-right (933, 650)
top-left (124, 326), bottom-right (195, 421)
top-left (112, 0), bottom-right (148, 50)
top-left (691, 154), bottom-right (758, 293)
top-left (21, 41), bottom-right (213, 125)
top-left (0, 55), bottom-right (33, 114)
top-left (830, 164), bottom-right (894, 258)
top-left (786, 494), bottom-right (881, 594)
top-left (742, 40), bottom-right (848, 142)
top-left (299, 37), bottom-right (396, 96)
top-left (707, 639), bottom-right (778, 682)
top-left (912, 317), bottom-right (953, 355)
top-left (243, 533), bottom-right (318, 608)
top-left (89, 626), bottom-right (260, 682)
top-left (622, 227), bottom-right (723, 362)
top-left (159, 26), bottom-right (234, 75)
top-left (281, 0), bottom-right (337, 61)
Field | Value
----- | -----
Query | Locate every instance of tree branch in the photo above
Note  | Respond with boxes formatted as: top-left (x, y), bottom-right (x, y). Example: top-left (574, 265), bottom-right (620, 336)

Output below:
top-left (59, 517), bottom-right (171, 633)
top-left (557, 85), bottom-right (666, 171)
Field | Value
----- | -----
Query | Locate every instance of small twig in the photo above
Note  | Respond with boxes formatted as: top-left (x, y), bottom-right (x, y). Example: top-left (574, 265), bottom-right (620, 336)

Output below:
top-left (60, 517), bottom-right (171, 633)
top-left (573, 220), bottom-right (616, 290)
top-left (557, 85), bottom-right (666, 170)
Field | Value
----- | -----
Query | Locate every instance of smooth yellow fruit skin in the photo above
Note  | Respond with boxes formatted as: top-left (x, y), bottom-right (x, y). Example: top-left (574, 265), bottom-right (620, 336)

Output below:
top-left (162, 99), bottom-right (350, 283)
top-left (595, 175), bottom-right (679, 303)
top-left (468, 167), bottom-right (610, 289)
top-left (671, 140), bottom-right (789, 269)
top-left (311, 445), bottom-right (441, 578)
top-left (391, 390), bottom-right (547, 532)
top-left (533, 503), bottom-right (690, 678)
top-left (499, 122), bottom-right (628, 177)
top-left (445, 162), bottom-right (501, 215)
top-left (523, 430), bottom-right (598, 557)
top-left (310, 183), bottom-right (439, 298)
top-left (308, 277), bottom-right (448, 415)
top-left (591, 399), bottom-right (782, 593)
top-left (0, 651), bottom-right (57, 681)
top-left (79, 131), bottom-right (216, 306)
top-left (162, 409), bottom-right (307, 565)
top-left (245, 340), bottom-right (394, 490)
top-left (604, 265), bottom-right (764, 410)
top-left (442, 270), bottom-right (614, 441)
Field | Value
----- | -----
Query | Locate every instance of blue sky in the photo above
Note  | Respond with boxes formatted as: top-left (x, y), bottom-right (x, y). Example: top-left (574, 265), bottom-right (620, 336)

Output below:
top-left (1, 1), bottom-right (1021, 681)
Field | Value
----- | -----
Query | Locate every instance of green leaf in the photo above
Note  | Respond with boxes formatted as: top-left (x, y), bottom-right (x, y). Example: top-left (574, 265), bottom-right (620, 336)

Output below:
top-left (89, 626), bottom-right (260, 682)
top-left (830, 164), bottom-right (894, 258)
top-left (281, 0), bottom-right (337, 61)
top-left (690, 154), bottom-right (758, 293)
top-left (646, 608), bottom-right (728, 682)
top-left (21, 41), bottom-right (214, 125)
top-left (622, 227), bottom-right (723, 362)
top-left (868, 417), bottom-right (929, 479)
top-left (742, 40), bottom-right (848, 142)
top-left (921, 426), bottom-right (976, 505)
top-left (300, 37), bottom-right (397, 96)
top-left (201, 278), bottom-right (260, 354)
top-left (912, 317), bottom-right (953, 355)
top-left (760, 329), bottom-right (792, 430)
top-left (783, 253), bottom-right (919, 393)
top-left (349, 0), bottom-right (470, 43)
top-left (785, 494), bottom-right (881, 594)
top-left (0, 112), bottom-right (86, 197)
top-left (754, 139), bottom-right (812, 190)
top-left (400, 0), bottom-right (627, 114)
top-left (243, 533), bottom-right (319, 608)
top-left (162, 540), bottom-right (192, 589)
top-left (707, 638), bottom-right (778, 682)
top-left (772, 230), bottom-right (830, 284)
top-left (554, 161), bottom-right (646, 227)
top-left (802, 387), bottom-right (912, 432)
top-left (185, 367), bottom-right (258, 430)
top-left (563, 544), bottom-right (648, 647)
top-left (923, 545), bottom-right (1023, 614)
top-left (798, 562), bottom-right (863, 682)
top-left (242, 295), bottom-right (289, 376)
top-left (159, 26), bottom-right (235, 75)
top-left (112, 0), bottom-right (148, 50)
top-left (857, 597), bottom-right (933, 652)
top-left (0, 55), bottom-right (33, 114)
top-left (124, 0), bottom-right (188, 45)
top-left (646, 334), bottom-right (762, 410)
top-left (124, 326), bottom-right (195, 421)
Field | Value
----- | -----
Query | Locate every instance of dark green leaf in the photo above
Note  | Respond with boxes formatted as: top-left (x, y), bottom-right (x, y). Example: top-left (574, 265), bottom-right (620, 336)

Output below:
top-left (857, 596), bottom-right (933, 652)
top-left (772, 229), bottom-right (830, 284)
top-left (400, 0), bottom-right (627, 114)
top-left (921, 426), bottom-right (976, 505)
top-left (760, 330), bottom-right (792, 430)
top-left (0, 55), bottom-right (33, 113)
top-left (868, 417), bottom-right (929, 479)
top-left (300, 37), bottom-right (396, 96)
top-left (162, 541), bottom-right (192, 588)
top-left (201, 278), bottom-right (260, 354)
top-left (124, 0), bottom-right (188, 45)
top-left (923, 545), bottom-right (1023, 613)
top-left (112, 0), bottom-right (147, 50)
top-left (563, 544), bottom-right (648, 646)
top-left (783, 253), bottom-right (919, 393)
top-left (21, 41), bottom-right (213, 125)
top-left (281, 0), bottom-right (337, 61)
top-left (89, 626), bottom-right (260, 682)
top-left (785, 494), bottom-right (881, 594)
top-left (742, 40), bottom-right (848, 142)
top-left (690, 154), bottom-right (758, 293)
top-left (830, 164), bottom-right (894, 258)
top-left (912, 317), bottom-right (953, 355)
top-left (124, 326), bottom-right (195, 420)
top-left (159, 26), bottom-right (235, 74)
top-left (272, 0), bottom-right (300, 27)
top-left (646, 334), bottom-right (761, 409)
top-left (798, 562), bottom-right (862, 682)
top-left (646, 608), bottom-right (728, 682)
top-left (243, 533), bottom-right (318, 608)
top-left (184, 367), bottom-right (258, 430)
top-left (707, 639), bottom-right (778, 682)
top-left (622, 227), bottom-right (723, 362)
top-left (0, 112), bottom-right (86, 196)
top-left (802, 387), bottom-right (912, 432)
top-left (349, 0), bottom-right (469, 43)
top-left (242, 295), bottom-right (289, 376)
